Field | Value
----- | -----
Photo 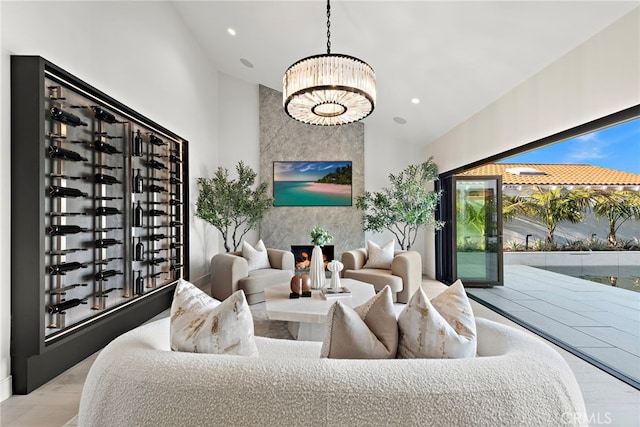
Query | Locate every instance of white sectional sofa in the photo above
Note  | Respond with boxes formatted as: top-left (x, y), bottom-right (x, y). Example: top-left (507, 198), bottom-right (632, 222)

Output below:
top-left (78, 316), bottom-right (587, 426)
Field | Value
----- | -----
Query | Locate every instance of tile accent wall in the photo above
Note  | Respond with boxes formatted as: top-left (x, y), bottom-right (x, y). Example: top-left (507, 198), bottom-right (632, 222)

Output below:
top-left (258, 85), bottom-right (365, 259)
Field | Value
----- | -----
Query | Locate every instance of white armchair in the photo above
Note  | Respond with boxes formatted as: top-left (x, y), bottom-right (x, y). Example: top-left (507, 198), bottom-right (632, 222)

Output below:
top-left (210, 248), bottom-right (294, 304)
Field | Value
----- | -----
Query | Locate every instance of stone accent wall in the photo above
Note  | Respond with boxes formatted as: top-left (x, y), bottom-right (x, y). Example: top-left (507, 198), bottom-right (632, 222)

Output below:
top-left (258, 85), bottom-right (365, 258)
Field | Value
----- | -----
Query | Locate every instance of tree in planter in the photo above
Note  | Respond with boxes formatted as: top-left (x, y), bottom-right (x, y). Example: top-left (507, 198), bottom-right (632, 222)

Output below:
top-left (589, 189), bottom-right (640, 247)
top-left (503, 186), bottom-right (590, 243)
top-left (195, 161), bottom-right (272, 252)
top-left (355, 158), bottom-right (444, 250)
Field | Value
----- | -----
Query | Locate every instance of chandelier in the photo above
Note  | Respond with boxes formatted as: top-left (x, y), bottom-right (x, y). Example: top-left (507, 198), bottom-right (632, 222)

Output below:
top-left (283, 0), bottom-right (376, 126)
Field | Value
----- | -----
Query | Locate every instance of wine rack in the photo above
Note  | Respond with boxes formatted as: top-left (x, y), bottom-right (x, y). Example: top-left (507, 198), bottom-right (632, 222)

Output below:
top-left (10, 56), bottom-right (189, 394)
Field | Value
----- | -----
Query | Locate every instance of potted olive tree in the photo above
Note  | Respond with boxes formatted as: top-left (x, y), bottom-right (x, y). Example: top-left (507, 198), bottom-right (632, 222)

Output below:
top-left (195, 161), bottom-right (272, 252)
top-left (356, 157), bottom-right (444, 250)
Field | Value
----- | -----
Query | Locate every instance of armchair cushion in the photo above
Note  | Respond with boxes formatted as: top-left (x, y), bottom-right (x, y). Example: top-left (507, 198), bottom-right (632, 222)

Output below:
top-left (242, 239), bottom-right (271, 271)
top-left (363, 240), bottom-right (394, 269)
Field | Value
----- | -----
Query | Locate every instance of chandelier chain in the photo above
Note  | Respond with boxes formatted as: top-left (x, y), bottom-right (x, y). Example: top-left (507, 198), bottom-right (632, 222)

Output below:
top-left (326, 0), bottom-right (331, 54)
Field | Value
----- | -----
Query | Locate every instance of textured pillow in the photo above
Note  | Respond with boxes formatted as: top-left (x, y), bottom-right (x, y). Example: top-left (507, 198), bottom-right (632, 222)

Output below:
top-left (170, 279), bottom-right (258, 356)
top-left (363, 240), bottom-right (395, 269)
top-left (397, 280), bottom-right (476, 359)
top-left (242, 239), bottom-right (271, 271)
top-left (321, 286), bottom-right (398, 359)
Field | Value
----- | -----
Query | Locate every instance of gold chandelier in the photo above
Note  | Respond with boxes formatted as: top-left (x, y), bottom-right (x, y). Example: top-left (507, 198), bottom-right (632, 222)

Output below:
top-left (283, 0), bottom-right (376, 126)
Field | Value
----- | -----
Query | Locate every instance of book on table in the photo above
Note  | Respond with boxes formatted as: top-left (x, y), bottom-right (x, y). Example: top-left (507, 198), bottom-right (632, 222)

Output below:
top-left (321, 286), bottom-right (351, 299)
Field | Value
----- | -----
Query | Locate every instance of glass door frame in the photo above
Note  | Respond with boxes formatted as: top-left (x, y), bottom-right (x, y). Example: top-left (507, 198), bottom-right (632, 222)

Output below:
top-left (436, 174), bottom-right (504, 287)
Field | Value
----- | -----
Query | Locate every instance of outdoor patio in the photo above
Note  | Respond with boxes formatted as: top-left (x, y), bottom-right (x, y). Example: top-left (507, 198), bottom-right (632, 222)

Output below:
top-left (465, 264), bottom-right (640, 388)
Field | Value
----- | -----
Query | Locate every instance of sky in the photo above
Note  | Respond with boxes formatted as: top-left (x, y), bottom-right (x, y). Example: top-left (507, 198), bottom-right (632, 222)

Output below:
top-left (273, 161), bottom-right (351, 181)
top-left (499, 118), bottom-right (640, 174)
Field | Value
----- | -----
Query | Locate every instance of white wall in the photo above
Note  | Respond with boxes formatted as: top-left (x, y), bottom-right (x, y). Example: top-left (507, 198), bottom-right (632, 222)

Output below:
top-left (423, 7), bottom-right (640, 277)
top-left (0, 1), bottom-right (219, 401)
top-left (213, 72), bottom-right (260, 252)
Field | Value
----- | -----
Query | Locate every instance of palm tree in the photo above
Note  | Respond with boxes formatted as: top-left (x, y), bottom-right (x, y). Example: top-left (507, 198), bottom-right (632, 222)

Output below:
top-left (503, 186), bottom-right (590, 243)
top-left (589, 190), bottom-right (640, 247)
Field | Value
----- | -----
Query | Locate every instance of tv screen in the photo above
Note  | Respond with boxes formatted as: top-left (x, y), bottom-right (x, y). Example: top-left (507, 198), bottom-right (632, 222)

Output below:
top-left (273, 161), bottom-right (352, 206)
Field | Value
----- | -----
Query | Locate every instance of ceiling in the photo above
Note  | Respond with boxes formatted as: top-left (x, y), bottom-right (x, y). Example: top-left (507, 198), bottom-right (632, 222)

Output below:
top-left (171, 1), bottom-right (638, 148)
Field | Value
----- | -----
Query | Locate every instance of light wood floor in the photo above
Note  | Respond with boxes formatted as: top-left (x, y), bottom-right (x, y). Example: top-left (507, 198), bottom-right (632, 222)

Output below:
top-left (1, 278), bottom-right (638, 426)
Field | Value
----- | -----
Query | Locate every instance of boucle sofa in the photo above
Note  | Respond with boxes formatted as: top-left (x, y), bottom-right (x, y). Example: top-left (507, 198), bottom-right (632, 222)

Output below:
top-left (78, 316), bottom-right (587, 426)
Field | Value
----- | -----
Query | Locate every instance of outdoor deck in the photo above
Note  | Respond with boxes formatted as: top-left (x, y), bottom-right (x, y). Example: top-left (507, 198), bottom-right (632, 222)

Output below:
top-left (466, 265), bottom-right (640, 387)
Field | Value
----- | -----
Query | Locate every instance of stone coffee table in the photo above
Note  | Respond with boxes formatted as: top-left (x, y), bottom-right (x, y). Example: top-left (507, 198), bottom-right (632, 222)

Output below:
top-left (264, 278), bottom-right (375, 341)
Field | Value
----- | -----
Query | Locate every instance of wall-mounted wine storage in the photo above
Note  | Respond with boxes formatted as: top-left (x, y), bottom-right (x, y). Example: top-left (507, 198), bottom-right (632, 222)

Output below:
top-left (10, 56), bottom-right (189, 394)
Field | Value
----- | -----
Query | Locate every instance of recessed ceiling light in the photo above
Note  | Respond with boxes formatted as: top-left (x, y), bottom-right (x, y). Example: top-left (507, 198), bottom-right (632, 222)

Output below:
top-left (393, 117), bottom-right (407, 125)
top-left (240, 58), bottom-right (254, 69)
top-left (227, 28), bottom-right (236, 36)
top-left (411, 98), bottom-right (420, 104)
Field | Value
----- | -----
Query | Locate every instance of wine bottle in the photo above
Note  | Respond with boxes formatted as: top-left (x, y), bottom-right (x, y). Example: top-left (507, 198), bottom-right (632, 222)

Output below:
top-left (94, 238), bottom-right (122, 248)
top-left (95, 269), bottom-right (122, 281)
top-left (150, 257), bottom-right (168, 265)
top-left (149, 234), bottom-right (167, 241)
top-left (169, 177), bottom-right (182, 185)
top-left (133, 169), bottom-right (144, 193)
top-left (91, 106), bottom-right (117, 124)
top-left (169, 221), bottom-right (183, 227)
top-left (50, 106), bottom-right (87, 127)
top-left (169, 199), bottom-right (182, 206)
top-left (94, 132), bottom-right (122, 140)
top-left (48, 283), bottom-right (88, 295)
top-left (149, 134), bottom-right (166, 146)
top-left (48, 262), bottom-right (88, 275)
top-left (149, 184), bottom-right (166, 193)
top-left (170, 242), bottom-right (183, 249)
top-left (93, 173), bottom-right (121, 185)
top-left (134, 201), bottom-right (143, 227)
top-left (170, 263), bottom-right (183, 271)
top-left (48, 298), bottom-right (87, 314)
top-left (96, 256), bottom-right (123, 265)
top-left (48, 185), bottom-right (88, 198)
top-left (93, 196), bottom-right (123, 201)
top-left (134, 271), bottom-right (144, 295)
top-left (48, 145), bottom-right (88, 162)
top-left (148, 209), bottom-right (166, 217)
top-left (48, 212), bottom-right (87, 217)
top-left (147, 159), bottom-right (168, 170)
top-left (46, 225), bottom-right (89, 235)
top-left (95, 206), bottom-right (122, 216)
top-left (169, 154), bottom-right (182, 164)
top-left (133, 130), bottom-right (143, 157)
top-left (90, 140), bottom-right (121, 154)
top-left (135, 237), bottom-right (144, 261)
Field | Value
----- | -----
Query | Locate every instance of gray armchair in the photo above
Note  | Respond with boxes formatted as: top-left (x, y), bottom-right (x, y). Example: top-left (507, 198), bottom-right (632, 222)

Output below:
top-left (341, 249), bottom-right (422, 303)
top-left (210, 248), bottom-right (294, 304)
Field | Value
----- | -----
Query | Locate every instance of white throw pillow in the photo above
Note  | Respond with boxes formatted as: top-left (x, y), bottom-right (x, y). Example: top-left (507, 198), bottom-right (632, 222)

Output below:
top-left (170, 279), bottom-right (258, 357)
top-left (242, 239), bottom-right (271, 271)
top-left (397, 280), bottom-right (476, 359)
top-left (321, 286), bottom-right (398, 359)
top-left (363, 240), bottom-right (395, 269)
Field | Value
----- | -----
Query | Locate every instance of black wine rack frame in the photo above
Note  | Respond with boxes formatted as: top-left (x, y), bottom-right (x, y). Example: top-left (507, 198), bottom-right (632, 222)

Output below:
top-left (10, 56), bottom-right (190, 394)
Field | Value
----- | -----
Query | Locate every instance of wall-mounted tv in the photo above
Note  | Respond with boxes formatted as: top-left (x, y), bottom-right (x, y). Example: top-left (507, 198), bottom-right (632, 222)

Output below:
top-left (273, 161), bottom-right (352, 206)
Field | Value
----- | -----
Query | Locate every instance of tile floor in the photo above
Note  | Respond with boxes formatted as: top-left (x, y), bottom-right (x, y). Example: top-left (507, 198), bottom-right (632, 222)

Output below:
top-left (466, 265), bottom-right (640, 387)
top-left (0, 277), bottom-right (638, 426)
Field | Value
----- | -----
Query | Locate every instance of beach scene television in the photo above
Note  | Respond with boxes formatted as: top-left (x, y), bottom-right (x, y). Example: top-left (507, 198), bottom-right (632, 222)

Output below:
top-left (273, 161), bottom-right (352, 206)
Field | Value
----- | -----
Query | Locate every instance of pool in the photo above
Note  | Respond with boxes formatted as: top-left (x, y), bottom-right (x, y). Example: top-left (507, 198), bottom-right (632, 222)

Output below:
top-left (541, 265), bottom-right (640, 293)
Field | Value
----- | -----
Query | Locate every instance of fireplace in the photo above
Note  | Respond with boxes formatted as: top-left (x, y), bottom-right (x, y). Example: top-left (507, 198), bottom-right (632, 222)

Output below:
top-left (291, 245), bottom-right (334, 270)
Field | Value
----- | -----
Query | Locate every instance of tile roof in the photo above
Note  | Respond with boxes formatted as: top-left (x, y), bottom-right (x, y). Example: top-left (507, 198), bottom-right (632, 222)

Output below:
top-left (457, 163), bottom-right (640, 186)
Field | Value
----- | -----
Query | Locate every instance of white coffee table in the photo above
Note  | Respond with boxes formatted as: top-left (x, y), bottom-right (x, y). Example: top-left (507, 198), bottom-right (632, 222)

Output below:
top-left (264, 278), bottom-right (375, 341)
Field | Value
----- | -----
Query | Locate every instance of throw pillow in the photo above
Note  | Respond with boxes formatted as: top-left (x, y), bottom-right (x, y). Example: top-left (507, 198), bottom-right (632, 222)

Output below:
top-left (170, 279), bottom-right (258, 357)
top-left (321, 285), bottom-right (398, 359)
top-left (363, 240), bottom-right (395, 269)
top-left (242, 239), bottom-right (271, 271)
top-left (397, 280), bottom-right (476, 359)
